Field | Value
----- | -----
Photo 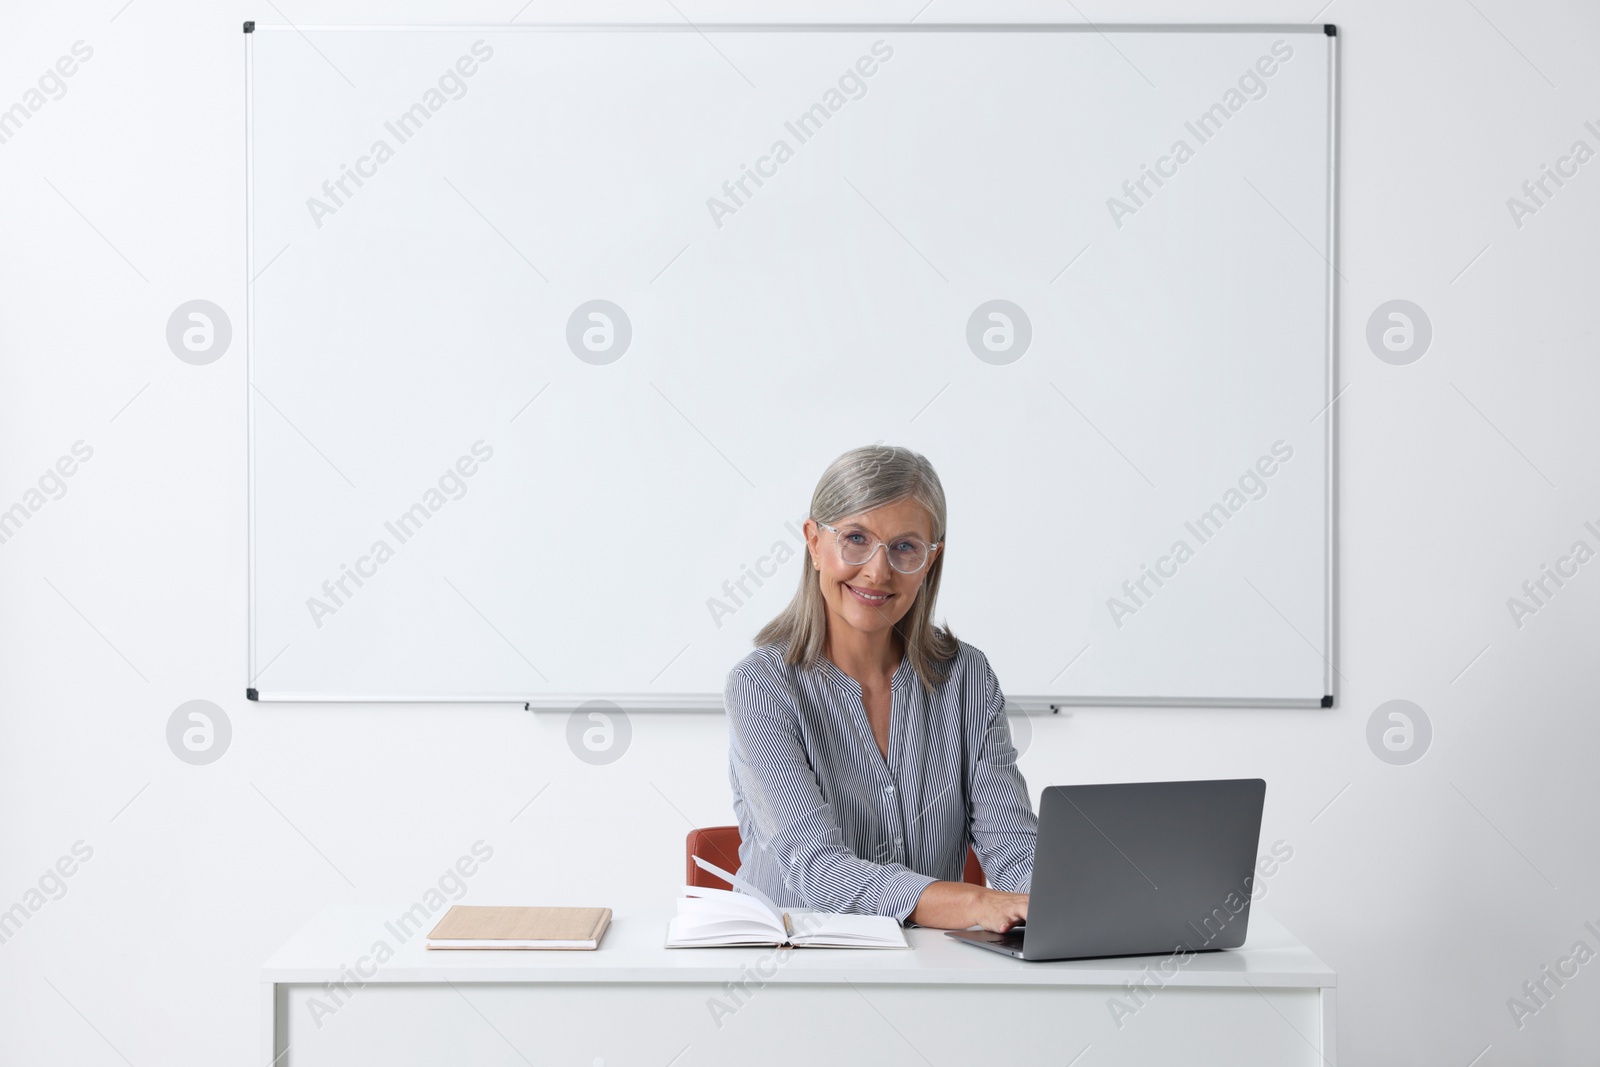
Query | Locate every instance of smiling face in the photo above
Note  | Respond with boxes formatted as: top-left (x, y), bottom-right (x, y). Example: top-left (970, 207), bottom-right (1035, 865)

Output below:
top-left (806, 496), bottom-right (941, 649)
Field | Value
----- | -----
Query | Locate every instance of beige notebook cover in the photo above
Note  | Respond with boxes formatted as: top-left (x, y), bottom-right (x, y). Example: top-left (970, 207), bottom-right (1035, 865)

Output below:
top-left (426, 905), bottom-right (612, 950)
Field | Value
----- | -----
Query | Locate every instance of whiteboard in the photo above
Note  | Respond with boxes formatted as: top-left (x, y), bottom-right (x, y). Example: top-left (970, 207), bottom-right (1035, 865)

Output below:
top-left (246, 23), bottom-right (1338, 708)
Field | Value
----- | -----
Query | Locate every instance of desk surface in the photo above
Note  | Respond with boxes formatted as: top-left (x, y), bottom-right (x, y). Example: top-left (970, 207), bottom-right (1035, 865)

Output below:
top-left (263, 905), bottom-right (1335, 989)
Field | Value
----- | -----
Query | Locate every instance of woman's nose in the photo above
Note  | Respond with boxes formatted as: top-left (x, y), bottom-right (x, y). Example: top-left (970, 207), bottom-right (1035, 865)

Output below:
top-left (858, 545), bottom-right (893, 581)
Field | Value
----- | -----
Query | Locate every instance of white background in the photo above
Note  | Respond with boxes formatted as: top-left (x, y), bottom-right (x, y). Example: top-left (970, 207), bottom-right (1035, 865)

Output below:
top-left (0, 0), bottom-right (1597, 1065)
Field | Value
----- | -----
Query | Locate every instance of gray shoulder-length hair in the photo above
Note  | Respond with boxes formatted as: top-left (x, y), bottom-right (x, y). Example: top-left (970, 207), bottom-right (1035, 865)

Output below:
top-left (754, 444), bottom-right (959, 694)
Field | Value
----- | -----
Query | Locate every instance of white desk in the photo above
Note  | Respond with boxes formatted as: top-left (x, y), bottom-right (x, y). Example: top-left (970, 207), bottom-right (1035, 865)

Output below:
top-left (262, 905), bottom-right (1336, 1066)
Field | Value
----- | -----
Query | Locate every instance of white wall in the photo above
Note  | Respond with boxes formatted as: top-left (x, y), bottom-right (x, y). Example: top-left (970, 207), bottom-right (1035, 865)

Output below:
top-left (1, 1), bottom-right (1596, 1065)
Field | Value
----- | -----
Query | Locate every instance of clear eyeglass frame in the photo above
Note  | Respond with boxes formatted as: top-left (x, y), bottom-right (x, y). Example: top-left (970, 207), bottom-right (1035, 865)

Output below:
top-left (815, 520), bottom-right (942, 575)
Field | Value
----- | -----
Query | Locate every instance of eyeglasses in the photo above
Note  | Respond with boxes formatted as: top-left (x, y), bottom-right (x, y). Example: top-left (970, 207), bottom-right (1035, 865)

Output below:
top-left (815, 521), bottom-right (941, 575)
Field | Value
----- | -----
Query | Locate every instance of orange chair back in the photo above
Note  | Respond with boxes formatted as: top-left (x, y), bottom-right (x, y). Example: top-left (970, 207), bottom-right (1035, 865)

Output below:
top-left (686, 825), bottom-right (986, 891)
top-left (685, 826), bottom-right (744, 891)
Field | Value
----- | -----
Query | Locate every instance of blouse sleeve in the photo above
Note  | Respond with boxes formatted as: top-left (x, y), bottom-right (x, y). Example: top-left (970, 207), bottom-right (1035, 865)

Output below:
top-left (968, 654), bottom-right (1039, 892)
top-left (726, 664), bottom-right (939, 922)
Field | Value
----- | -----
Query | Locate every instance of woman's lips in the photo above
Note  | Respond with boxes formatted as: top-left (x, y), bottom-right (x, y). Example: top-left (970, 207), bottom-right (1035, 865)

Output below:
top-left (846, 583), bottom-right (890, 605)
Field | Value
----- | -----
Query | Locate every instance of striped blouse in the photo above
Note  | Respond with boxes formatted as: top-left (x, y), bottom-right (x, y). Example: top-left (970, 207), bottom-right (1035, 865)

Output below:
top-left (725, 639), bottom-right (1038, 923)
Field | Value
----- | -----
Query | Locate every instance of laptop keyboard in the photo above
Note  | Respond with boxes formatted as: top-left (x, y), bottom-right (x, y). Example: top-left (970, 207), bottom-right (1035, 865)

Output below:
top-left (989, 927), bottom-right (1025, 949)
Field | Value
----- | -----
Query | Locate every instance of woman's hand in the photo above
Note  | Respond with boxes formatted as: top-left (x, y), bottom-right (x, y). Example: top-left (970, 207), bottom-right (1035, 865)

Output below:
top-left (971, 888), bottom-right (1029, 933)
top-left (908, 881), bottom-right (1028, 932)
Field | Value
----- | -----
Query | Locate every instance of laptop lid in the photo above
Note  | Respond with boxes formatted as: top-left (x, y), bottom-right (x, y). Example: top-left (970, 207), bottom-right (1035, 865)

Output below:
top-left (1021, 778), bottom-right (1266, 961)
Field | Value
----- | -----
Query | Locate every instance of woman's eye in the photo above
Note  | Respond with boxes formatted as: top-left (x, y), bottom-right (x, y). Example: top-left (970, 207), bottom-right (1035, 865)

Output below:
top-left (844, 532), bottom-right (869, 545)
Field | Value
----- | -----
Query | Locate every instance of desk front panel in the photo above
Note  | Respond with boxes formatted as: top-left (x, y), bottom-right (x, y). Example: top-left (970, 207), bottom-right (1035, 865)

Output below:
top-left (275, 979), bottom-right (1326, 1066)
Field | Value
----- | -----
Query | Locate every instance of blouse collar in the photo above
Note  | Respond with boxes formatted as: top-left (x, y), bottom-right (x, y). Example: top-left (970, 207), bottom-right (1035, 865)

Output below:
top-left (817, 650), bottom-right (915, 696)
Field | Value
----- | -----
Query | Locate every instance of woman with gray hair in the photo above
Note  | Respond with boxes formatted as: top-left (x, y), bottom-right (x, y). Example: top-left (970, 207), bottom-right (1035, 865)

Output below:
top-left (726, 444), bottom-right (1036, 932)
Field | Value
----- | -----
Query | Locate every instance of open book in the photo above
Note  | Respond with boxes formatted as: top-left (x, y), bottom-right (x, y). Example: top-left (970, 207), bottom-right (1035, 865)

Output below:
top-left (666, 855), bottom-right (907, 949)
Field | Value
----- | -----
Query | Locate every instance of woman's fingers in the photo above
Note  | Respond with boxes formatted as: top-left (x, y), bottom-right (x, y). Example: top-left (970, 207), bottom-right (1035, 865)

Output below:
top-left (975, 889), bottom-right (1027, 932)
top-left (993, 891), bottom-right (1028, 931)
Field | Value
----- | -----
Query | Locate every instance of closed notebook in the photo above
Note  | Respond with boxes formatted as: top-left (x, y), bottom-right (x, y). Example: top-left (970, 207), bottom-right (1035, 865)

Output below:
top-left (426, 905), bottom-right (612, 950)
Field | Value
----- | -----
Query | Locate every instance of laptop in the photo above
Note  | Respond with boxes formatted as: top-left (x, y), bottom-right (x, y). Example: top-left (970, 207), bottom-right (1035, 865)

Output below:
top-left (946, 778), bottom-right (1266, 961)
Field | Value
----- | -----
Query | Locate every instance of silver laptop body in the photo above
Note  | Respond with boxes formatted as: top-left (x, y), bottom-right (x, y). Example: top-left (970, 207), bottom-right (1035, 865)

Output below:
top-left (946, 778), bottom-right (1266, 962)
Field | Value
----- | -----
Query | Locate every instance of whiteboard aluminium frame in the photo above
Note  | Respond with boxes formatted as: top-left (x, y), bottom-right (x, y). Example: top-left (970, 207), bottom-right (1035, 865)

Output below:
top-left (244, 21), bottom-right (1341, 712)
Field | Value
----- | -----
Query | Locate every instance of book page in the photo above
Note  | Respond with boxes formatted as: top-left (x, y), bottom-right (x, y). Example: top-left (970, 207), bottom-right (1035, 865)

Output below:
top-left (680, 888), bottom-right (774, 917)
top-left (667, 916), bottom-right (785, 944)
top-left (792, 912), bottom-right (908, 947)
top-left (677, 892), bottom-right (784, 933)
top-left (690, 854), bottom-right (783, 916)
